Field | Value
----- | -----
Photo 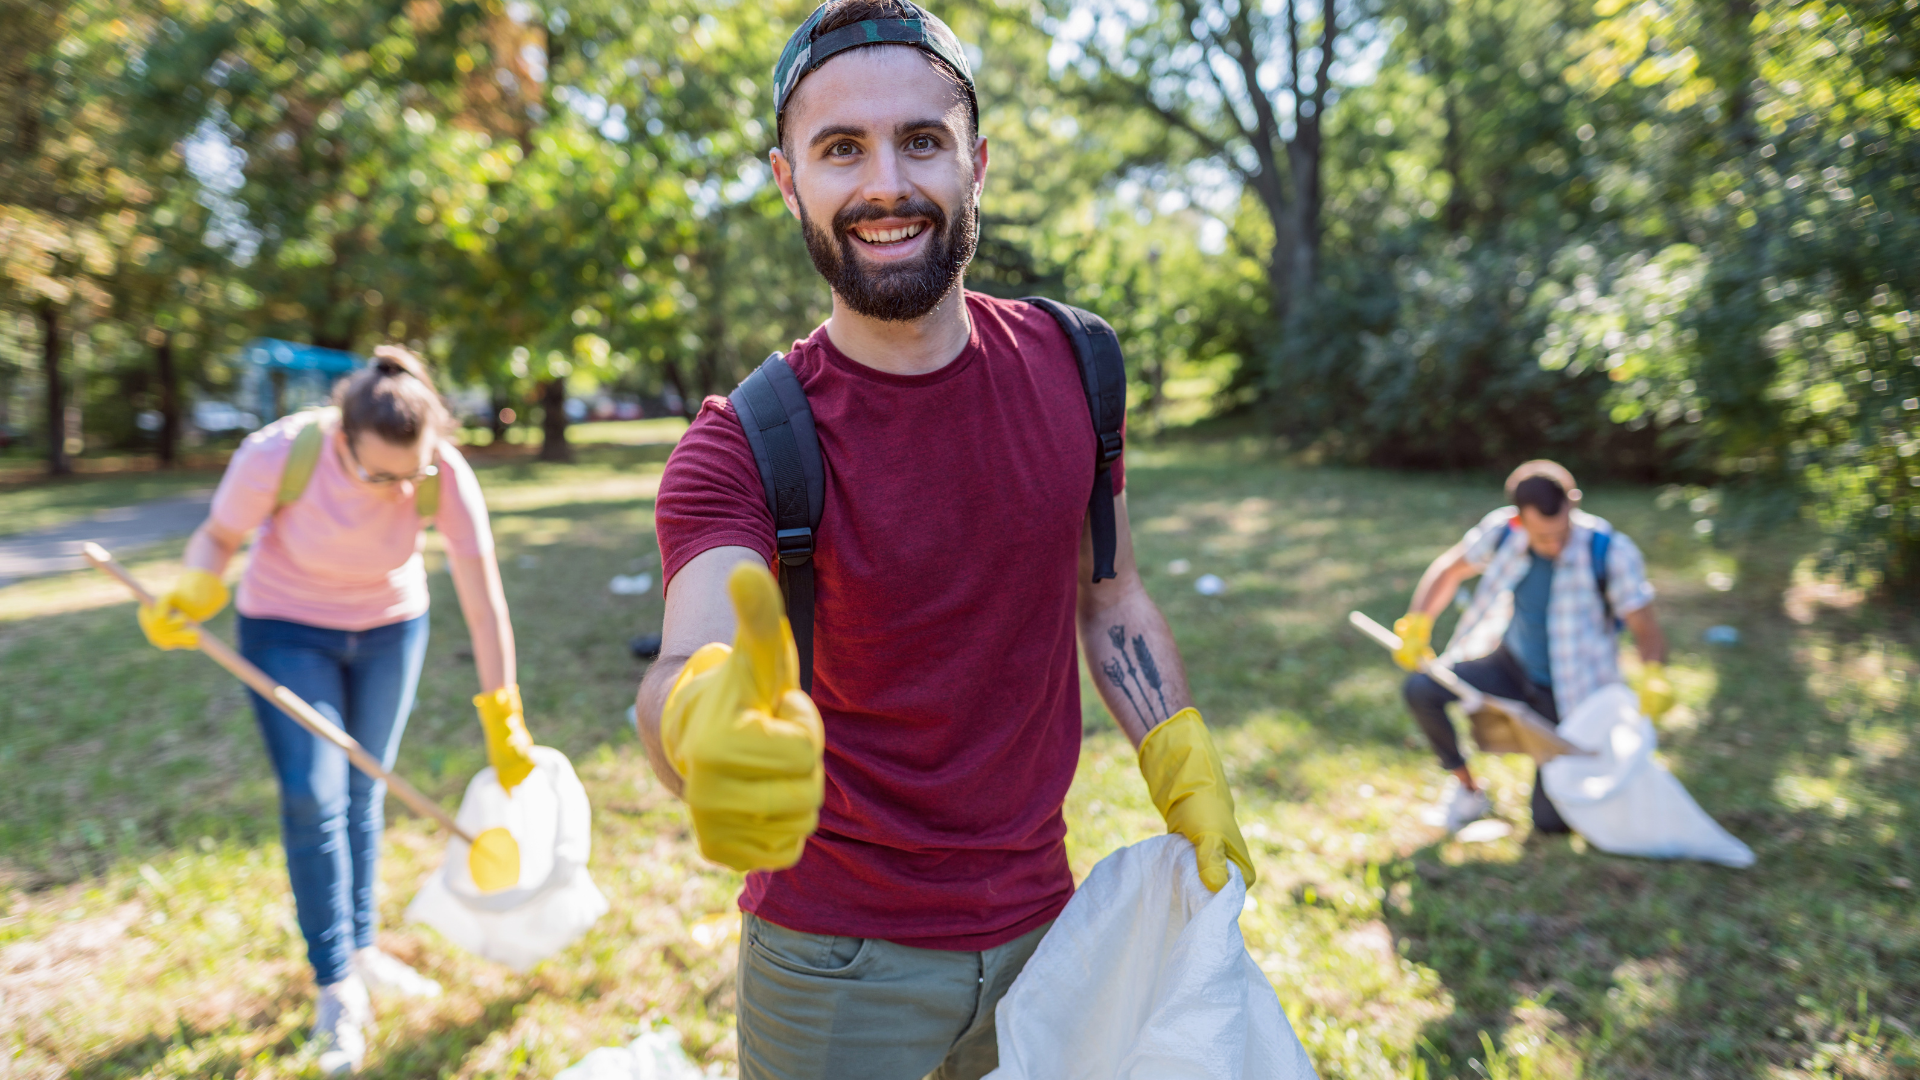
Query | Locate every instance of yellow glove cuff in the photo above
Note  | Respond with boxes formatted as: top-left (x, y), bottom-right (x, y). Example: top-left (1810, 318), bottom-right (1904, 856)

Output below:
top-left (1391, 610), bottom-right (1436, 670)
top-left (172, 569), bottom-right (230, 621)
top-left (1637, 661), bottom-right (1675, 720)
top-left (137, 570), bottom-right (230, 650)
top-left (1137, 708), bottom-right (1257, 890)
top-left (474, 684), bottom-right (536, 792)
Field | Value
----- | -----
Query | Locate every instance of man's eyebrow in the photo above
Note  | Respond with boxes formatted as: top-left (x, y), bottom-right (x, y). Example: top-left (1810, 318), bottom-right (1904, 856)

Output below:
top-left (893, 117), bottom-right (952, 137)
top-left (808, 124), bottom-right (867, 150)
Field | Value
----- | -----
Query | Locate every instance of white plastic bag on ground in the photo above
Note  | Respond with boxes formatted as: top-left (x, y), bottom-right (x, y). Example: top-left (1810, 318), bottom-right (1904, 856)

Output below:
top-left (406, 745), bottom-right (610, 970)
top-left (1540, 683), bottom-right (1755, 867)
top-left (985, 834), bottom-right (1317, 1080)
top-left (554, 1027), bottom-right (721, 1080)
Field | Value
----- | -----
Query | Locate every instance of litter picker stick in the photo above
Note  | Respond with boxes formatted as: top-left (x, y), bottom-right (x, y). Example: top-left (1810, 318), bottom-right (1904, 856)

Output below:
top-left (83, 542), bottom-right (476, 844)
top-left (1348, 609), bottom-right (1587, 762)
top-left (1347, 611), bottom-right (1490, 712)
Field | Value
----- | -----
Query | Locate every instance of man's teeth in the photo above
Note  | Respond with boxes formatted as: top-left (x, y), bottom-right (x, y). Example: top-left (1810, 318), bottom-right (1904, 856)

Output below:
top-left (855, 223), bottom-right (927, 244)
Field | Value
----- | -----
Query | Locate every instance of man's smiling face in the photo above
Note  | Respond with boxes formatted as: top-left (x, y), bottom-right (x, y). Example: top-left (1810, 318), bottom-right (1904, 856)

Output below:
top-left (771, 45), bottom-right (986, 322)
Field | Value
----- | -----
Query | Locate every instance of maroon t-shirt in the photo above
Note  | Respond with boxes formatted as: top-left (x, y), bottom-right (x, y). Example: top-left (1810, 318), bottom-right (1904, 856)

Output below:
top-left (654, 291), bottom-right (1123, 950)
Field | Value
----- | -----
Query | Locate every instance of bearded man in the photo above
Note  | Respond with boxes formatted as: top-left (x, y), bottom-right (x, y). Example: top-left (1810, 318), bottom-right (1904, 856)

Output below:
top-left (630, 3), bottom-right (1256, 1078)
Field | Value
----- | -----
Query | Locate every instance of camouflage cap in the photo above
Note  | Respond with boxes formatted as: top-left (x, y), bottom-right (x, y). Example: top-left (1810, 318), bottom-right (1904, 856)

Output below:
top-left (772, 2), bottom-right (976, 125)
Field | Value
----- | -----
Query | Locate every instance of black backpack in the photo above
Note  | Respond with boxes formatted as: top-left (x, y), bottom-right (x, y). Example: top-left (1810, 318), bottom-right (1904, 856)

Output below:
top-left (728, 297), bottom-right (1126, 693)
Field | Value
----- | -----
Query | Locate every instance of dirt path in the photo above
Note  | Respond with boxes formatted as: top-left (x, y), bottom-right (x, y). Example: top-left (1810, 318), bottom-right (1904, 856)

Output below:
top-left (0, 491), bottom-right (212, 587)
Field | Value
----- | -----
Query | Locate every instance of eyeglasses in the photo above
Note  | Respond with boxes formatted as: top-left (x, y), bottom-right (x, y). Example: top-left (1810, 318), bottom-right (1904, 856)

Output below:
top-left (344, 440), bottom-right (438, 485)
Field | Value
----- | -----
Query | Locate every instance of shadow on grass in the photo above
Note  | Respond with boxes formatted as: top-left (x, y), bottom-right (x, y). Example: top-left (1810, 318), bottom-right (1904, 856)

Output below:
top-left (360, 989), bottom-right (539, 1079)
top-left (67, 1008), bottom-right (300, 1080)
top-left (1383, 531), bottom-right (1920, 1077)
top-left (63, 989), bottom-right (538, 1080)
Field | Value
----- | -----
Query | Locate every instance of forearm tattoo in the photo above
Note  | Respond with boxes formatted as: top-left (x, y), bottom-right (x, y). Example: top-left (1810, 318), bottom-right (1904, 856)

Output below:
top-left (1103, 624), bottom-right (1173, 726)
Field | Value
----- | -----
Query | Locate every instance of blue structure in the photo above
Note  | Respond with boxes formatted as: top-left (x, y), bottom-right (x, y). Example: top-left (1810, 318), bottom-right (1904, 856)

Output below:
top-left (238, 339), bottom-right (363, 422)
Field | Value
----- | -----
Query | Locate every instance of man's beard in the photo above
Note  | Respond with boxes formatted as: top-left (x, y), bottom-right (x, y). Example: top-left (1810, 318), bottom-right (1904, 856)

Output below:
top-left (799, 191), bottom-right (977, 322)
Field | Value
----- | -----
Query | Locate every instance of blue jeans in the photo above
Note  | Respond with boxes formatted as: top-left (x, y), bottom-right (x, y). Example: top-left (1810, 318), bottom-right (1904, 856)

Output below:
top-left (238, 613), bottom-right (430, 985)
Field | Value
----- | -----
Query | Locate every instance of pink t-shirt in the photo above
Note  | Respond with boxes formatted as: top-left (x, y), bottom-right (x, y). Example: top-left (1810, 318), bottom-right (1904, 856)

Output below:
top-left (210, 411), bottom-right (494, 631)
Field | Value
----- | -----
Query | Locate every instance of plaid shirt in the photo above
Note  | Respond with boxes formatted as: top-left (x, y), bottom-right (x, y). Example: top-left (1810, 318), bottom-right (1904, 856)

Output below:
top-left (1442, 507), bottom-right (1657, 717)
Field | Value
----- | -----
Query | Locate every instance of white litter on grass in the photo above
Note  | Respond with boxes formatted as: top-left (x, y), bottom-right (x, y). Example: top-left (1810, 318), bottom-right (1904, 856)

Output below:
top-left (609, 573), bottom-right (653, 595)
top-left (1540, 684), bottom-right (1755, 867)
top-left (985, 834), bottom-right (1316, 1080)
top-left (1168, 558), bottom-right (1192, 575)
top-left (1455, 819), bottom-right (1513, 844)
top-left (406, 747), bottom-right (610, 971)
top-left (554, 1028), bottom-right (723, 1080)
top-left (1706, 571), bottom-right (1734, 591)
top-left (1194, 573), bottom-right (1226, 596)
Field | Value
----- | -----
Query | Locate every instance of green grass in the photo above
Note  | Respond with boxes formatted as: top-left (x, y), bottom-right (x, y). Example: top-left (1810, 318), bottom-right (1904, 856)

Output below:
top-left (2, 436), bottom-right (1916, 1078)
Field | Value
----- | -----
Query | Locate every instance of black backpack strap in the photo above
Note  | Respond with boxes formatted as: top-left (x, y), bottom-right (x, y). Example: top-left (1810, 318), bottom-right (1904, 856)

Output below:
top-left (729, 354), bottom-right (825, 692)
top-left (1590, 527), bottom-right (1618, 632)
top-left (1022, 297), bottom-right (1126, 582)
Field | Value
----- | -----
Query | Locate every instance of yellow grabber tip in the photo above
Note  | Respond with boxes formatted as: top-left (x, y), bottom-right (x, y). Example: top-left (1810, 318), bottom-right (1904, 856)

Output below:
top-left (469, 826), bottom-right (521, 893)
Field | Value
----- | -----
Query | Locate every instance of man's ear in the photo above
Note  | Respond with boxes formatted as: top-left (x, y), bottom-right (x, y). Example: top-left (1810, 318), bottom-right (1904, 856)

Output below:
top-left (770, 148), bottom-right (802, 221)
top-left (970, 135), bottom-right (989, 202)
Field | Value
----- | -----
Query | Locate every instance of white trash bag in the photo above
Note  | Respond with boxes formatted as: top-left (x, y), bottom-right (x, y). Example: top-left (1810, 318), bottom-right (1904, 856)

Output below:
top-left (1540, 683), bottom-right (1755, 868)
top-left (406, 745), bottom-right (610, 971)
top-left (986, 834), bottom-right (1317, 1080)
top-left (554, 1027), bottom-right (720, 1080)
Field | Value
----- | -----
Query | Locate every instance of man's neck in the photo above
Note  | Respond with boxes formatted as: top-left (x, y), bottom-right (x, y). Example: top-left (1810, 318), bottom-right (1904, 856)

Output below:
top-left (822, 285), bottom-right (971, 377)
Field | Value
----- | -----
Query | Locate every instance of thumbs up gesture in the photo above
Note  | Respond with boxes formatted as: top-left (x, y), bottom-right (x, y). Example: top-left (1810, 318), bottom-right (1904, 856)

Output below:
top-left (660, 562), bottom-right (826, 872)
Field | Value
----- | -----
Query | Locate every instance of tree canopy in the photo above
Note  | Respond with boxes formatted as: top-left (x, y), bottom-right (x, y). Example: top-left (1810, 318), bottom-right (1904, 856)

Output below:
top-left (2, 0), bottom-right (1913, 590)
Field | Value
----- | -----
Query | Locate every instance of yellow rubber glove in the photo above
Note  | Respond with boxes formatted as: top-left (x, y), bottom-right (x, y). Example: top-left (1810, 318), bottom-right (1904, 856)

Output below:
top-left (1138, 708), bottom-right (1256, 892)
top-left (1637, 661), bottom-right (1675, 721)
top-left (136, 569), bottom-right (229, 650)
top-left (474, 685), bottom-right (538, 793)
top-left (1391, 610), bottom-right (1435, 671)
top-left (661, 562), bottom-right (825, 872)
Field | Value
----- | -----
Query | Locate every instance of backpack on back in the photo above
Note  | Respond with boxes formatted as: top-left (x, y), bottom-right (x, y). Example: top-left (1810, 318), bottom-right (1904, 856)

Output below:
top-left (277, 406), bottom-right (441, 518)
top-left (728, 298), bottom-right (1126, 693)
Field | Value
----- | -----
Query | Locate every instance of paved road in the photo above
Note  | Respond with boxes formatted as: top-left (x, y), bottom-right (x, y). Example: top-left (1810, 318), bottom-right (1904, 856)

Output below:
top-left (0, 491), bottom-right (212, 588)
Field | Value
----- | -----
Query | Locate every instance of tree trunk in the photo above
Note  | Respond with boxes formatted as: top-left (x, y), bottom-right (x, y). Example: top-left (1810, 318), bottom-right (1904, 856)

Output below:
top-left (1255, 180), bottom-right (1295, 325)
top-left (39, 303), bottom-right (68, 476)
top-left (538, 378), bottom-right (571, 462)
top-left (1290, 3), bottom-right (1338, 295)
top-left (154, 330), bottom-right (179, 467)
top-left (662, 360), bottom-right (694, 418)
top-left (489, 389), bottom-right (512, 444)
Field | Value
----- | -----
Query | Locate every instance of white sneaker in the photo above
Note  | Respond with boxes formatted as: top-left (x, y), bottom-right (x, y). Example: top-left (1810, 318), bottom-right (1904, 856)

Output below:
top-left (313, 974), bottom-right (370, 1075)
top-left (1420, 781), bottom-right (1491, 833)
top-left (355, 946), bottom-right (442, 999)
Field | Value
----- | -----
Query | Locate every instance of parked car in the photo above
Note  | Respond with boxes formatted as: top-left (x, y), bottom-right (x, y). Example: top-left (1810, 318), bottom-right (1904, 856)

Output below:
top-left (193, 401), bottom-right (260, 434)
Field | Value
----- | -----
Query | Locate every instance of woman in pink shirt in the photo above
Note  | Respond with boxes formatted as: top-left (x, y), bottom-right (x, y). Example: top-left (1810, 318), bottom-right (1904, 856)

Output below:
top-left (137, 348), bottom-right (533, 1075)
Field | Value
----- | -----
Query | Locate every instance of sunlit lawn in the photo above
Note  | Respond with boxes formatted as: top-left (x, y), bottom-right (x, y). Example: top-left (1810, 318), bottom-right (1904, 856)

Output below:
top-left (2, 435), bottom-right (1915, 1079)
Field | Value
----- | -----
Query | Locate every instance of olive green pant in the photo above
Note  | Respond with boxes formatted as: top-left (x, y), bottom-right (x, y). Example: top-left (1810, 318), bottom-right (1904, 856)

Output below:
top-left (735, 912), bottom-right (1051, 1080)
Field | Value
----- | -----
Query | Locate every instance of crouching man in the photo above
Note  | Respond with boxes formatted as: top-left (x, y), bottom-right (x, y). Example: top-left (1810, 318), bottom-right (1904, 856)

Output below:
top-left (630, 4), bottom-right (1254, 1078)
top-left (1393, 460), bottom-right (1675, 834)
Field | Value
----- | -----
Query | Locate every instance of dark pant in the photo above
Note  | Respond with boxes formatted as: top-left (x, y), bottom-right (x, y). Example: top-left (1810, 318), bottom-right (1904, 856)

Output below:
top-left (238, 612), bottom-right (430, 985)
top-left (1402, 649), bottom-right (1569, 833)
